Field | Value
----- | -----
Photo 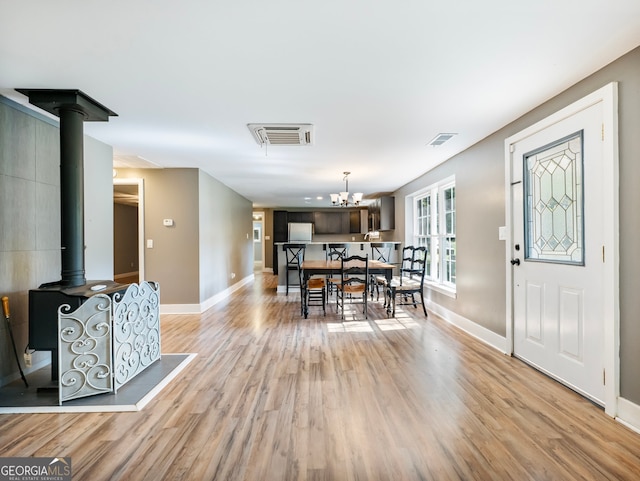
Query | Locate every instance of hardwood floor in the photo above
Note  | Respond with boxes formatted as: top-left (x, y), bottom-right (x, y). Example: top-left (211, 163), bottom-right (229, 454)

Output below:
top-left (1, 273), bottom-right (640, 480)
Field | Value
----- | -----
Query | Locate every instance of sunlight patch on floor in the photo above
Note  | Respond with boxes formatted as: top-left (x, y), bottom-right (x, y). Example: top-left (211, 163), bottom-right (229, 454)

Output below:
top-left (327, 321), bottom-right (374, 333)
top-left (375, 314), bottom-right (421, 331)
top-left (327, 316), bottom-right (421, 334)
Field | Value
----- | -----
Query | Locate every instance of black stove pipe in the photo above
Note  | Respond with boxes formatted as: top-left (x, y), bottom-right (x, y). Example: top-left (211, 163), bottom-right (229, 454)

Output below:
top-left (59, 106), bottom-right (86, 287)
top-left (16, 89), bottom-right (117, 286)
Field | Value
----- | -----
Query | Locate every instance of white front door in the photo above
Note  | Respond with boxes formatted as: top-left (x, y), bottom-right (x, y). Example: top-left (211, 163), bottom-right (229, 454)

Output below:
top-left (510, 101), bottom-right (605, 404)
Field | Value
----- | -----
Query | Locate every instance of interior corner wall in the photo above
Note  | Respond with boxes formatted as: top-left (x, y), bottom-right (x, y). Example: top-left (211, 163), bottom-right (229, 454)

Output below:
top-left (199, 170), bottom-right (253, 303)
top-left (116, 168), bottom-right (200, 305)
top-left (393, 45), bottom-right (640, 405)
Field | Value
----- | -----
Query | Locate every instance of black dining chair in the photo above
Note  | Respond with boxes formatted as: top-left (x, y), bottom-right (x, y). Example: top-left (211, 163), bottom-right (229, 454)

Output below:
top-left (369, 242), bottom-right (393, 300)
top-left (380, 245), bottom-right (414, 308)
top-left (337, 254), bottom-right (369, 319)
top-left (386, 246), bottom-right (428, 317)
top-left (297, 255), bottom-right (326, 316)
top-left (283, 243), bottom-right (306, 296)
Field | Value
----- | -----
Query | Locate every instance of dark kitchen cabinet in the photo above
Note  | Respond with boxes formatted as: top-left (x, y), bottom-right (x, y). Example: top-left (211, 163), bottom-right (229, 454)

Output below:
top-left (273, 210), bottom-right (288, 275)
top-left (349, 210), bottom-right (362, 233)
top-left (368, 196), bottom-right (395, 231)
top-left (273, 210), bottom-right (288, 242)
top-left (287, 211), bottom-right (314, 223)
top-left (274, 210), bottom-right (364, 245)
top-left (314, 211), bottom-right (349, 234)
top-left (379, 196), bottom-right (395, 231)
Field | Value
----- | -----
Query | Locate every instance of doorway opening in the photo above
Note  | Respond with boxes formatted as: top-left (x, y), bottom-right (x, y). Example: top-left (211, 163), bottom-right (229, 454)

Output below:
top-left (253, 211), bottom-right (265, 272)
top-left (113, 178), bottom-right (145, 283)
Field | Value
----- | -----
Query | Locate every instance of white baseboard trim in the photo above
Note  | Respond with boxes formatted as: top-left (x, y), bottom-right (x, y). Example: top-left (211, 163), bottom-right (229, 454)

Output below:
top-left (616, 397), bottom-right (640, 434)
top-left (425, 299), bottom-right (509, 354)
top-left (159, 303), bottom-right (203, 315)
top-left (159, 274), bottom-right (255, 314)
top-left (263, 267), bottom-right (274, 273)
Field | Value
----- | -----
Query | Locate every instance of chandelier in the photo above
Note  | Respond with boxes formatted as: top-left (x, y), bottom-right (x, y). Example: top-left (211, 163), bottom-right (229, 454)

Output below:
top-left (330, 172), bottom-right (363, 207)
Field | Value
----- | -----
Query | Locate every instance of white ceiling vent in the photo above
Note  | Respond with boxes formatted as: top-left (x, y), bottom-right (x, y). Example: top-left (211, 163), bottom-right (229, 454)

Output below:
top-left (428, 133), bottom-right (457, 147)
top-left (247, 123), bottom-right (313, 146)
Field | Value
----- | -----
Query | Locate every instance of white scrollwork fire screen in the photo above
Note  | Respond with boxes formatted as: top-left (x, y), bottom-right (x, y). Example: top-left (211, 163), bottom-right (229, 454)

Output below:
top-left (58, 294), bottom-right (113, 404)
top-left (57, 281), bottom-right (162, 403)
top-left (112, 281), bottom-right (161, 391)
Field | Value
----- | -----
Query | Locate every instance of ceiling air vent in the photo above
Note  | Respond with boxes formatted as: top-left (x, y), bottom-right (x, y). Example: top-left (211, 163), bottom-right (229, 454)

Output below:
top-left (247, 123), bottom-right (313, 146)
top-left (428, 133), bottom-right (457, 147)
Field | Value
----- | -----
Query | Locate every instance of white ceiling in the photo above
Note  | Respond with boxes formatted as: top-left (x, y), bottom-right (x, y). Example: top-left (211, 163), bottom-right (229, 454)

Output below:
top-left (1, 1), bottom-right (639, 208)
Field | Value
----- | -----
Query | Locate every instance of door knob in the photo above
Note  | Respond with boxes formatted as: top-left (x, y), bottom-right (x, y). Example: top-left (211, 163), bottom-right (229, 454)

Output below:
top-left (510, 258), bottom-right (520, 266)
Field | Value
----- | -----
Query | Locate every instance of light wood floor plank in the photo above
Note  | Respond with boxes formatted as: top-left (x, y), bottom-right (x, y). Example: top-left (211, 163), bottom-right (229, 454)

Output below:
top-left (1, 272), bottom-right (640, 480)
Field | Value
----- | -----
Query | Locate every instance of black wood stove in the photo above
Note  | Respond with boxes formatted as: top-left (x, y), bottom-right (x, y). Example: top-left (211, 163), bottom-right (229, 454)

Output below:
top-left (17, 89), bottom-right (123, 380)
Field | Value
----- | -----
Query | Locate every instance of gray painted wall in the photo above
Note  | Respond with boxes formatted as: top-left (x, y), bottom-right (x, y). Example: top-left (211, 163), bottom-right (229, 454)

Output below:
top-left (393, 46), bottom-right (640, 404)
top-left (115, 168), bottom-right (253, 306)
top-left (0, 97), bottom-right (113, 384)
top-left (115, 168), bottom-right (201, 304)
top-left (199, 170), bottom-right (253, 302)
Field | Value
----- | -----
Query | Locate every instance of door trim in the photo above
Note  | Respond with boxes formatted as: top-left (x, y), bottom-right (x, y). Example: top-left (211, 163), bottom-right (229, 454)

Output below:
top-left (504, 82), bottom-right (619, 417)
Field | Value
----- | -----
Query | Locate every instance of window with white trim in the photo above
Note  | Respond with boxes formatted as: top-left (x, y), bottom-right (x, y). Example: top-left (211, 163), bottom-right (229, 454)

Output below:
top-left (411, 177), bottom-right (456, 290)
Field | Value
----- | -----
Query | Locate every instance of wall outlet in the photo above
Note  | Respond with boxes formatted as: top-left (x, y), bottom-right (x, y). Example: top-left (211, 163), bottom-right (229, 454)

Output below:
top-left (24, 352), bottom-right (32, 368)
top-left (146, 239), bottom-right (154, 248)
top-left (230, 272), bottom-right (236, 279)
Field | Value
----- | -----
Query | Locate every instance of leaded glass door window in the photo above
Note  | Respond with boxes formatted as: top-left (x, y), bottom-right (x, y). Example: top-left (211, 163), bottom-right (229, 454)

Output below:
top-left (523, 131), bottom-right (584, 265)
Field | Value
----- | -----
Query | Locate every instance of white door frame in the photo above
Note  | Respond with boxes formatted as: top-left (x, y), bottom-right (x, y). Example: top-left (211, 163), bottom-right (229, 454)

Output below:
top-left (113, 177), bottom-right (146, 282)
top-left (504, 82), bottom-right (619, 417)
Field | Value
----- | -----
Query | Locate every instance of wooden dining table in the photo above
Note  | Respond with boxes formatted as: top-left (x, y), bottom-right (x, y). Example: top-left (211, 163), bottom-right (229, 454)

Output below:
top-left (300, 259), bottom-right (395, 318)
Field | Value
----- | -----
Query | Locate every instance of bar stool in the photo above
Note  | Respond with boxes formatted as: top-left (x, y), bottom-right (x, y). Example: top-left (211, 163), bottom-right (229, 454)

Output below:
top-left (283, 243), bottom-right (306, 295)
top-left (326, 243), bottom-right (348, 297)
